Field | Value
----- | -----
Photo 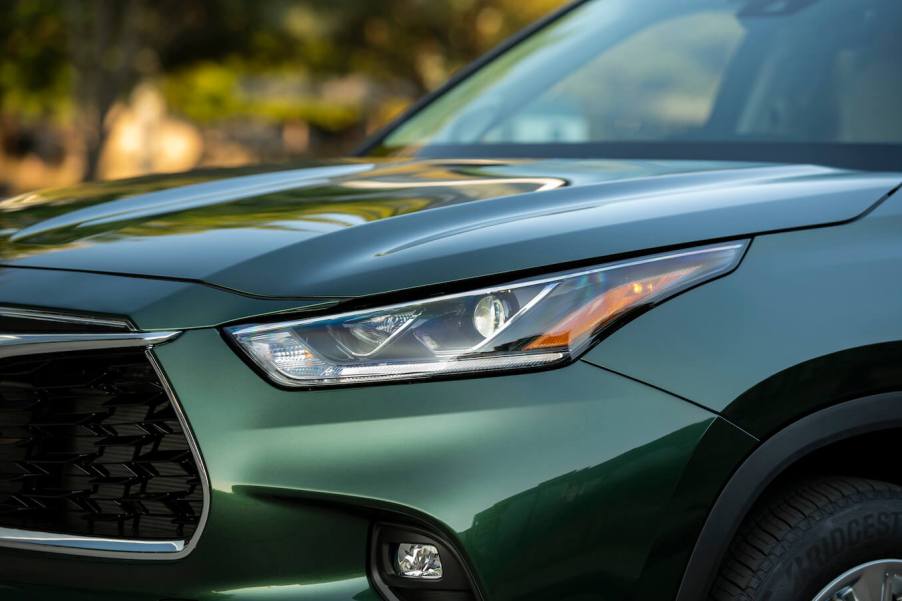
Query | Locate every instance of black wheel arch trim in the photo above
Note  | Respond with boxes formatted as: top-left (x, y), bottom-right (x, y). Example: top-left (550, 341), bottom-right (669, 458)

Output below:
top-left (675, 390), bottom-right (902, 601)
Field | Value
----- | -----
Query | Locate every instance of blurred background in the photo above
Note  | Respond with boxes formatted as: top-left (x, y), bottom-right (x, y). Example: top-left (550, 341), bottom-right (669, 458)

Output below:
top-left (0, 0), bottom-right (565, 196)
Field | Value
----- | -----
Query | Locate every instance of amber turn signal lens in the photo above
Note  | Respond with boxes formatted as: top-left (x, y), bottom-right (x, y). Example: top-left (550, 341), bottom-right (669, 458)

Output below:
top-left (526, 268), bottom-right (698, 350)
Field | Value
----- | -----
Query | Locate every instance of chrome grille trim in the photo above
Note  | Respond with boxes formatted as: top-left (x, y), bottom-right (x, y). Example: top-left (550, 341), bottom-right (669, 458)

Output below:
top-left (0, 321), bottom-right (209, 560)
top-left (0, 331), bottom-right (179, 360)
top-left (143, 349), bottom-right (212, 560)
top-left (0, 307), bottom-right (134, 331)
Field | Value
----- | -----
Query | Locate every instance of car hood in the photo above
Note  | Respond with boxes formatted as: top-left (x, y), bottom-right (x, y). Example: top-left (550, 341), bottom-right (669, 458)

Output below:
top-left (1, 158), bottom-right (898, 298)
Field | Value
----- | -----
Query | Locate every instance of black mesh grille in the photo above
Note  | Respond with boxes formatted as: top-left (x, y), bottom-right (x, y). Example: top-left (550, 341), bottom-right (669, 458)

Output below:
top-left (0, 349), bottom-right (203, 541)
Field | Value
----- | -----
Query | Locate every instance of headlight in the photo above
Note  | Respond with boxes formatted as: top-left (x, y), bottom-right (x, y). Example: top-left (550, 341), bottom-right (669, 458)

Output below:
top-left (226, 242), bottom-right (747, 387)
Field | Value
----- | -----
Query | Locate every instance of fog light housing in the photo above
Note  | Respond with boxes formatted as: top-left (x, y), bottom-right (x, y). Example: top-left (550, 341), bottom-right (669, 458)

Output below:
top-left (396, 543), bottom-right (443, 580)
top-left (371, 523), bottom-right (479, 601)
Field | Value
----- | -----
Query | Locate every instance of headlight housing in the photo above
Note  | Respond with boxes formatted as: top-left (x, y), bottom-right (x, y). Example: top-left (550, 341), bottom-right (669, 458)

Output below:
top-left (226, 242), bottom-right (746, 387)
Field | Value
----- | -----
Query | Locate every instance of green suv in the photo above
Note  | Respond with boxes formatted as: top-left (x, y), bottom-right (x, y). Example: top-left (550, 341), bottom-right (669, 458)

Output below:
top-left (2, 0), bottom-right (902, 600)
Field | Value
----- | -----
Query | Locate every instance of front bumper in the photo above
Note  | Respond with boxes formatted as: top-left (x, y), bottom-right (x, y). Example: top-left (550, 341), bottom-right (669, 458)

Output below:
top-left (0, 310), bottom-right (753, 600)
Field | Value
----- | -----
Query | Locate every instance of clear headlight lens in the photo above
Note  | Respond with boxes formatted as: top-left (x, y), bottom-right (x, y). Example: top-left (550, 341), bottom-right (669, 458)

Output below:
top-left (227, 242), bottom-right (746, 386)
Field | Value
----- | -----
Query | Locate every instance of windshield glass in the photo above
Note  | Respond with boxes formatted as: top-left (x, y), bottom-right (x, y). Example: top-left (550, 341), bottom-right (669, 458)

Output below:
top-left (375, 0), bottom-right (902, 170)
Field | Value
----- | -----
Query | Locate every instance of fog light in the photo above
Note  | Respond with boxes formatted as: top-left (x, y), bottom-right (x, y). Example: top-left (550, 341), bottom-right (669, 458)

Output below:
top-left (395, 543), bottom-right (443, 580)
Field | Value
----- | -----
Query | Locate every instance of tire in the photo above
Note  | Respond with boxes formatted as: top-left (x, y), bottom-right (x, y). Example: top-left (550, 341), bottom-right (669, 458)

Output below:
top-left (710, 476), bottom-right (902, 601)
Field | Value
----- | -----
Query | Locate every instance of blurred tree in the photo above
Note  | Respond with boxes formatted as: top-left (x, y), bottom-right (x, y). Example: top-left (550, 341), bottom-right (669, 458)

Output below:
top-left (66, 0), bottom-right (147, 181)
top-left (0, 1), bottom-right (68, 118)
top-left (0, 0), bottom-right (69, 171)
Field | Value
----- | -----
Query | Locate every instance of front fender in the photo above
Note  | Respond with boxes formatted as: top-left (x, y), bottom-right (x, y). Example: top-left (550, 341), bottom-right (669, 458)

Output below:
top-left (584, 187), bottom-right (902, 437)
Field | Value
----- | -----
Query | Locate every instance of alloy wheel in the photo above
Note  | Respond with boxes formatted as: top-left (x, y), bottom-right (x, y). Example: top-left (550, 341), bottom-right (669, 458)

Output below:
top-left (813, 560), bottom-right (902, 601)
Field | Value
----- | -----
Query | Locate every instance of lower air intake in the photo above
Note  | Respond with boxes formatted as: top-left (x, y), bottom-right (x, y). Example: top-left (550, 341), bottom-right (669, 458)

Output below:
top-left (0, 349), bottom-right (204, 542)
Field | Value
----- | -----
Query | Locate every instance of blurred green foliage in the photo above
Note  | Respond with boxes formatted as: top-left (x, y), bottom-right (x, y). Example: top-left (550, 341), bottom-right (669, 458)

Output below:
top-left (0, 0), bottom-right (71, 120)
top-left (161, 63), bottom-right (362, 130)
top-left (0, 0), bottom-right (565, 130)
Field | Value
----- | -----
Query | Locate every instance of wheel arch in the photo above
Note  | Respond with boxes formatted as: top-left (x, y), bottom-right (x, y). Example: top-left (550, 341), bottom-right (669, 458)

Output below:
top-left (721, 341), bottom-right (902, 440)
top-left (675, 390), bottom-right (902, 601)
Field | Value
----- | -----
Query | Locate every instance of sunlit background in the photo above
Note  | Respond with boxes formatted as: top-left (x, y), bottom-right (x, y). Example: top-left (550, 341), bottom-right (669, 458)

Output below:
top-left (0, 0), bottom-right (565, 196)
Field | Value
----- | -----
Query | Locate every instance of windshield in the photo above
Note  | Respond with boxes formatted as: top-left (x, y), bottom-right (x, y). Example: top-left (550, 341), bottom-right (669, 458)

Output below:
top-left (373, 0), bottom-right (902, 170)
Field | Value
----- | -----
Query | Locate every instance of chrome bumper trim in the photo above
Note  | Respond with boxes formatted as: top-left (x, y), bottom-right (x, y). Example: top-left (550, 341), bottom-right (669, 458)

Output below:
top-left (0, 527), bottom-right (184, 553)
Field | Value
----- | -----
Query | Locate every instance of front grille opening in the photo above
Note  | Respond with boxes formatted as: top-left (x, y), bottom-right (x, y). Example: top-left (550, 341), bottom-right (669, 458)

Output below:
top-left (0, 349), bottom-right (203, 541)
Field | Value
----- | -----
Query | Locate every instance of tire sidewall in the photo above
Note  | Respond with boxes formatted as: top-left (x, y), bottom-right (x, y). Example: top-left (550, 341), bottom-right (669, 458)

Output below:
top-left (757, 498), bottom-right (902, 600)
